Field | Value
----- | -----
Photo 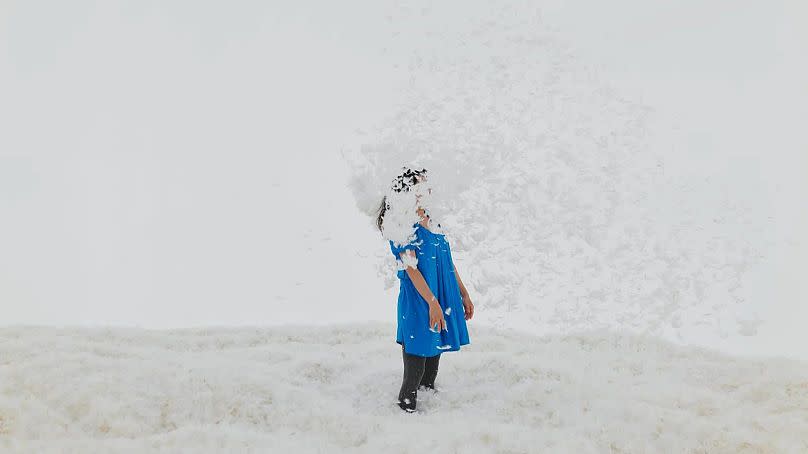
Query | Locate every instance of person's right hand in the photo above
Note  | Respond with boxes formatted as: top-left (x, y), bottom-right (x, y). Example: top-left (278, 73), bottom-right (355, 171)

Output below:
top-left (428, 301), bottom-right (447, 332)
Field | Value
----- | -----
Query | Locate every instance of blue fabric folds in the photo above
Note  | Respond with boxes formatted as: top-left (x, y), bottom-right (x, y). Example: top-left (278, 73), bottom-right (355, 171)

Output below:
top-left (389, 222), bottom-right (471, 357)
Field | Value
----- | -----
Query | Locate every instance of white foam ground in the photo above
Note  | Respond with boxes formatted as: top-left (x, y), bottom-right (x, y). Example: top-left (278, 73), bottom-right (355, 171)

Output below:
top-left (2, 324), bottom-right (806, 453)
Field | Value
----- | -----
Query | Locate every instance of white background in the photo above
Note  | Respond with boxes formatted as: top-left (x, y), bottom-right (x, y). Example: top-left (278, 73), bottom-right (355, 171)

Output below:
top-left (1, 0), bottom-right (806, 358)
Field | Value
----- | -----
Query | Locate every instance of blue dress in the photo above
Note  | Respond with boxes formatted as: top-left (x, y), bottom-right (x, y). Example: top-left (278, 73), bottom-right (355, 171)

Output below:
top-left (389, 222), bottom-right (471, 357)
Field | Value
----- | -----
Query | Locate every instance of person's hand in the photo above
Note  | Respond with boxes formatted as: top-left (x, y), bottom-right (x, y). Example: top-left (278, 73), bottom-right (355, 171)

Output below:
top-left (462, 293), bottom-right (474, 320)
top-left (428, 301), bottom-right (447, 332)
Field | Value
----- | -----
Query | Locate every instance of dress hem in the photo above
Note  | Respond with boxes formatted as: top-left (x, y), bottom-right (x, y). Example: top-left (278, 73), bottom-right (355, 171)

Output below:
top-left (396, 339), bottom-right (470, 357)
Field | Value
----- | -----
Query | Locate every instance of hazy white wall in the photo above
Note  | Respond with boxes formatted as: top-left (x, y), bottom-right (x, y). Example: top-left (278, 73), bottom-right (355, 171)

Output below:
top-left (0, 1), bottom-right (404, 326)
top-left (1, 0), bottom-right (805, 362)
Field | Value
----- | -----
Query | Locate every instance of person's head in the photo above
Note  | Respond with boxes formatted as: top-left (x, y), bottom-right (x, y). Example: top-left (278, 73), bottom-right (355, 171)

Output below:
top-left (376, 166), bottom-right (429, 233)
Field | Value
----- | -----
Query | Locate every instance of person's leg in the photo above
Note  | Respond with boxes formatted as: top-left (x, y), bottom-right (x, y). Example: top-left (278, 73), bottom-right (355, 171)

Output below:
top-left (420, 353), bottom-right (441, 390)
top-left (398, 345), bottom-right (426, 412)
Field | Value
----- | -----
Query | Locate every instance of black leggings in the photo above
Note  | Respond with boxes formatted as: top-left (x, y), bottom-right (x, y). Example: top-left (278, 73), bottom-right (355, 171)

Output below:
top-left (398, 344), bottom-right (441, 408)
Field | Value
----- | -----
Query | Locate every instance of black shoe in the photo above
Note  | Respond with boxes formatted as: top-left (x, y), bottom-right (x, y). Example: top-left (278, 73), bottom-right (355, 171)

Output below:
top-left (397, 390), bottom-right (417, 413)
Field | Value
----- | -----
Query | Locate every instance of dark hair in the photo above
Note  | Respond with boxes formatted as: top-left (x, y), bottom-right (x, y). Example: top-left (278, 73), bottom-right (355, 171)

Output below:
top-left (376, 167), bottom-right (428, 233)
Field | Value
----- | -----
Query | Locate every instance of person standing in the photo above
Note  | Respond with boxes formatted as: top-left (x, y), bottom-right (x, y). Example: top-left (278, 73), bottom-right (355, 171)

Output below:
top-left (375, 167), bottom-right (474, 413)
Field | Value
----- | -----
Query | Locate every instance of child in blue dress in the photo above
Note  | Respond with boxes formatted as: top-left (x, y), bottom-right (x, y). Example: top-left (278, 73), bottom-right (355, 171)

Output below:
top-left (375, 167), bottom-right (474, 413)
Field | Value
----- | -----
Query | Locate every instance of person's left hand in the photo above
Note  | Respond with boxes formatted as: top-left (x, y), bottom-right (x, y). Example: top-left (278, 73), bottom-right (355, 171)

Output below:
top-left (462, 294), bottom-right (474, 320)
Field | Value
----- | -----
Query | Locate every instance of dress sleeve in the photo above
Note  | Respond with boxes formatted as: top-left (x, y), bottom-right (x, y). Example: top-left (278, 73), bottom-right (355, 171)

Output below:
top-left (389, 237), bottom-right (419, 257)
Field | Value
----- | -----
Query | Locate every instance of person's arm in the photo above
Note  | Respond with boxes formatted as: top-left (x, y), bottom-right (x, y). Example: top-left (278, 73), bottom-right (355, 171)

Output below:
top-left (454, 263), bottom-right (475, 320)
top-left (400, 250), bottom-right (447, 331)
top-left (400, 250), bottom-right (439, 306)
top-left (453, 263), bottom-right (470, 298)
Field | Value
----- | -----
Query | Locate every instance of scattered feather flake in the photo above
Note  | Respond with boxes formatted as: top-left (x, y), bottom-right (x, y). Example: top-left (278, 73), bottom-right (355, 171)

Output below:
top-left (400, 253), bottom-right (418, 269)
top-left (354, 23), bottom-right (766, 345)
